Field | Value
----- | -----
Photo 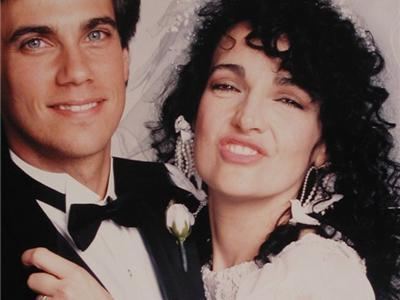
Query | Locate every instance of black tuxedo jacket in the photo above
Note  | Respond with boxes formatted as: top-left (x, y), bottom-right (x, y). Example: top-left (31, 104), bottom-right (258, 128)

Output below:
top-left (1, 147), bottom-right (204, 299)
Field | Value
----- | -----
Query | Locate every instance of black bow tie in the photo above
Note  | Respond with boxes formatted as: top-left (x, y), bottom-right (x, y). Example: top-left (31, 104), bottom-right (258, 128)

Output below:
top-left (68, 194), bottom-right (139, 251)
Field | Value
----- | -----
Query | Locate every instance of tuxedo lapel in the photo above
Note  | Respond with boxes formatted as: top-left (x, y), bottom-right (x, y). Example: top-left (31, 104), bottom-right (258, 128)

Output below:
top-left (2, 145), bottom-right (205, 299)
top-left (113, 158), bottom-right (205, 300)
top-left (1, 148), bottom-right (104, 299)
top-left (3, 148), bottom-right (64, 253)
top-left (139, 206), bottom-right (205, 300)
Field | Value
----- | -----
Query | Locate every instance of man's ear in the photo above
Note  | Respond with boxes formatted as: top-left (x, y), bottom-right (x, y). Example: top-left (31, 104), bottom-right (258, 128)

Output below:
top-left (122, 48), bottom-right (130, 83)
top-left (312, 142), bottom-right (327, 168)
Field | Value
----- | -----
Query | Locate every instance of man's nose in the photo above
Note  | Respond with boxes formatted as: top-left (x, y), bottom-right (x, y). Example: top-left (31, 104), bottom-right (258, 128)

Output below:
top-left (55, 46), bottom-right (93, 86)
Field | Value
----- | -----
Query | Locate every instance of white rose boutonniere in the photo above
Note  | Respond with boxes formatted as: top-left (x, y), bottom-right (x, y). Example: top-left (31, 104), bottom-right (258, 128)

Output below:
top-left (166, 201), bottom-right (195, 272)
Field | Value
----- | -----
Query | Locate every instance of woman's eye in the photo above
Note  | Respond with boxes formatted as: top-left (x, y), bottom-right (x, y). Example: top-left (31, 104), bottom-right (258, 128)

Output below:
top-left (87, 30), bottom-right (106, 41)
top-left (277, 97), bottom-right (304, 109)
top-left (210, 83), bottom-right (240, 93)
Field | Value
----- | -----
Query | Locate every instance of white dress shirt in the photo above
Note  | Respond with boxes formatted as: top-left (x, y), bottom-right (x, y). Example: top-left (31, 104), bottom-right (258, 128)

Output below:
top-left (11, 151), bottom-right (163, 300)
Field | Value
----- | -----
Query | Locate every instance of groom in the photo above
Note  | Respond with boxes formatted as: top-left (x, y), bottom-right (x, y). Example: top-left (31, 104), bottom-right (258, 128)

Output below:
top-left (1, 0), bottom-right (203, 299)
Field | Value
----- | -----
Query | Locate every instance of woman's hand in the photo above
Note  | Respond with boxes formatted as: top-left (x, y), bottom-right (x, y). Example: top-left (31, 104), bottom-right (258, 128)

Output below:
top-left (22, 248), bottom-right (113, 300)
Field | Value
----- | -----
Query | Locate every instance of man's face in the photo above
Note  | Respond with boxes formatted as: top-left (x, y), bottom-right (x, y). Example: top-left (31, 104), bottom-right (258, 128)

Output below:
top-left (1, 0), bottom-right (129, 170)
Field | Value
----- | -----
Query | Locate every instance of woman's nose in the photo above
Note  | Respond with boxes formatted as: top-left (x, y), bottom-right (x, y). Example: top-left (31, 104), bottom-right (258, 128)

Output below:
top-left (232, 91), bottom-right (267, 133)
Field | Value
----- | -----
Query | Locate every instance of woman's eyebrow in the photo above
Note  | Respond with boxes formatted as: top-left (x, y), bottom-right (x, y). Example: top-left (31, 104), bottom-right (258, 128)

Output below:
top-left (274, 73), bottom-right (295, 86)
top-left (210, 63), bottom-right (245, 78)
top-left (275, 73), bottom-right (314, 102)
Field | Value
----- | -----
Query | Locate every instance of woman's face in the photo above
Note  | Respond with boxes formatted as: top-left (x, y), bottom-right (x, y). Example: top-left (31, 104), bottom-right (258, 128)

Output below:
top-left (194, 22), bottom-right (326, 203)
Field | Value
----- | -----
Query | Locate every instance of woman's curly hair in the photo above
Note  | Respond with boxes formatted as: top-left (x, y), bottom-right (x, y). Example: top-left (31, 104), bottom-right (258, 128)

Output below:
top-left (150, 0), bottom-right (400, 298)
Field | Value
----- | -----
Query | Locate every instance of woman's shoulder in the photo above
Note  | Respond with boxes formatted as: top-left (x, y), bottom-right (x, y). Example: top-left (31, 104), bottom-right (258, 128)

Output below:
top-left (236, 233), bottom-right (375, 300)
top-left (276, 232), bottom-right (366, 270)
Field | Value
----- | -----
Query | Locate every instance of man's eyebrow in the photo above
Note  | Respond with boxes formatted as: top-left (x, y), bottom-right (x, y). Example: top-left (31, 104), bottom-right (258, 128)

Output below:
top-left (8, 26), bottom-right (53, 43)
top-left (6, 17), bottom-right (116, 44)
top-left (84, 17), bottom-right (117, 31)
top-left (210, 64), bottom-right (245, 78)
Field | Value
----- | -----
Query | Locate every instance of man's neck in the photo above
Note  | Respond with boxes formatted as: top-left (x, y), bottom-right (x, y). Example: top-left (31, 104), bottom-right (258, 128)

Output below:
top-left (58, 154), bottom-right (111, 199)
top-left (11, 146), bottom-right (112, 199)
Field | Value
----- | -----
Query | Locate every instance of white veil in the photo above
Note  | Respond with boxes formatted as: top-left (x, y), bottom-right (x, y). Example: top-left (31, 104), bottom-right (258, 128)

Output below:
top-left (111, 0), bottom-right (203, 160)
top-left (111, 0), bottom-right (400, 161)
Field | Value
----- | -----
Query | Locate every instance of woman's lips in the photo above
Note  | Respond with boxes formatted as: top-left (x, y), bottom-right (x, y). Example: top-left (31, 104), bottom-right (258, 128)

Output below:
top-left (219, 137), bottom-right (266, 164)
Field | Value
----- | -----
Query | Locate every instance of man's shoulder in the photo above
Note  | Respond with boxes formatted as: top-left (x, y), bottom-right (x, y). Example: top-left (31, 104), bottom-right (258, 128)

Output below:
top-left (112, 157), bottom-right (174, 194)
top-left (113, 157), bottom-right (167, 177)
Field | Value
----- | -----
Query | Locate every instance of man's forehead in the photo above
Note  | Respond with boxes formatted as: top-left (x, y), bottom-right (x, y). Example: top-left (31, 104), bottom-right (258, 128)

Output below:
top-left (1, 0), bottom-right (115, 36)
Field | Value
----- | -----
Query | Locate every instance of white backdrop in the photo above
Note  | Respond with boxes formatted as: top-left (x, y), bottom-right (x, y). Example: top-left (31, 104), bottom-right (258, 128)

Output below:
top-left (111, 0), bottom-right (400, 161)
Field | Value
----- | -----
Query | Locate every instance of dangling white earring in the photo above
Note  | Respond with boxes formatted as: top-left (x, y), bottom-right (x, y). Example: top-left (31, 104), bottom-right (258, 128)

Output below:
top-left (165, 115), bottom-right (207, 217)
top-left (289, 164), bottom-right (343, 226)
top-left (174, 115), bottom-right (196, 179)
top-left (299, 165), bottom-right (317, 205)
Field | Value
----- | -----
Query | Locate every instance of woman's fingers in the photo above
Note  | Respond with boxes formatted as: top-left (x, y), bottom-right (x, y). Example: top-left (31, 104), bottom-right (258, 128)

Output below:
top-left (22, 248), bottom-right (113, 300)
top-left (27, 272), bottom-right (58, 295)
top-left (22, 247), bottom-right (83, 279)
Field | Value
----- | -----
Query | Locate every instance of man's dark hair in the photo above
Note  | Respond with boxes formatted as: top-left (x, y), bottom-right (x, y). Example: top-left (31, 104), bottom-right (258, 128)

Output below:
top-left (113, 0), bottom-right (140, 48)
top-left (0, 0), bottom-right (140, 48)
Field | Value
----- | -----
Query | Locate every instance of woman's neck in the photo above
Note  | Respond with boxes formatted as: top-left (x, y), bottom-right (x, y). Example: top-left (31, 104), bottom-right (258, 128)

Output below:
top-left (208, 192), bottom-right (290, 271)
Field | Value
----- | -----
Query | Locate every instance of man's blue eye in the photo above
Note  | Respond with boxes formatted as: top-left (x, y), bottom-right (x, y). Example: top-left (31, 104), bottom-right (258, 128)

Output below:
top-left (23, 39), bottom-right (42, 49)
top-left (88, 31), bottom-right (103, 41)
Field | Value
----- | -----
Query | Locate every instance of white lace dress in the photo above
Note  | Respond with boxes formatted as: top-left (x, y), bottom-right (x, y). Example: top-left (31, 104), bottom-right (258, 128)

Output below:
top-left (202, 233), bottom-right (375, 300)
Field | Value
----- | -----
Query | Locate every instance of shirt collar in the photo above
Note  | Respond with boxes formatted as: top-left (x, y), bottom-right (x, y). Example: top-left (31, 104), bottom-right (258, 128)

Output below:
top-left (10, 150), bottom-right (116, 209)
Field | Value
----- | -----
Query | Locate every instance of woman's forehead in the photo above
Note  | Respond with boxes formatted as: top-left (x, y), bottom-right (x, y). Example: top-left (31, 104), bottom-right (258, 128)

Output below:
top-left (217, 22), bottom-right (290, 54)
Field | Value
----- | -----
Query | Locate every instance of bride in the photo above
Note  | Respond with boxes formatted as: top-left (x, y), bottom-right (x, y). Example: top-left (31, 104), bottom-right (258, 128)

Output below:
top-left (149, 0), bottom-right (399, 298)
